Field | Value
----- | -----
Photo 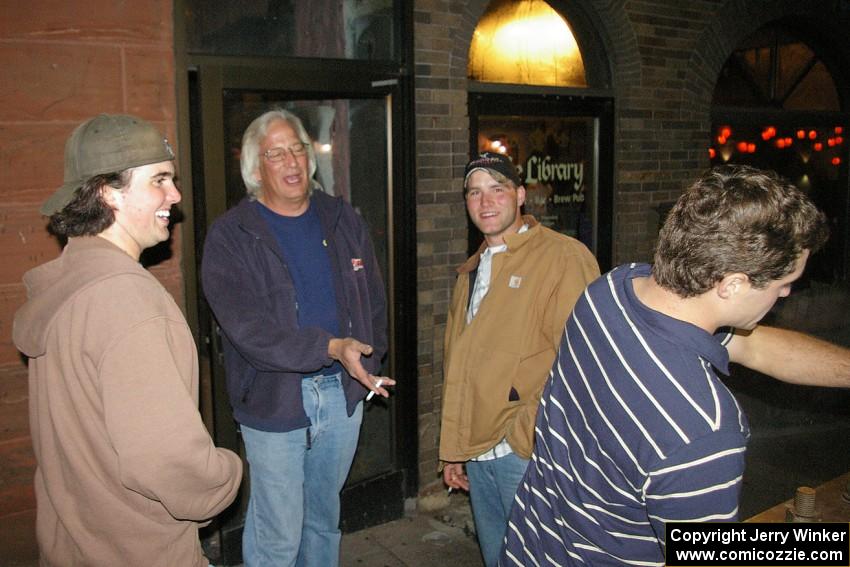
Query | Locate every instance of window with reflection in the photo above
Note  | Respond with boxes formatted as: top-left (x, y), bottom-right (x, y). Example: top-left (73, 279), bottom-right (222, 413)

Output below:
top-left (714, 25), bottom-right (839, 111)
top-left (475, 114), bottom-right (598, 252)
top-left (185, 0), bottom-right (397, 60)
top-left (711, 23), bottom-right (848, 283)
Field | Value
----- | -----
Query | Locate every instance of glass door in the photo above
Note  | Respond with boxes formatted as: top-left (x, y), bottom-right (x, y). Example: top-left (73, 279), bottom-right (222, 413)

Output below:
top-left (219, 93), bottom-right (391, 307)
top-left (469, 93), bottom-right (614, 270)
top-left (189, 63), bottom-right (414, 563)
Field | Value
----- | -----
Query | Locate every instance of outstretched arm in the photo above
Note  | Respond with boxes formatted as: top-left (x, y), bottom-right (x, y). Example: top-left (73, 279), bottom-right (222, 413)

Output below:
top-left (727, 325), bottom-right (850, 387)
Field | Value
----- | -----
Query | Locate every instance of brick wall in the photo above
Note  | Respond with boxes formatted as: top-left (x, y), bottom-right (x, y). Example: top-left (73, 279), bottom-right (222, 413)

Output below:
top-left (606, 0), bottom-right (850, 260)
top-left (413, 0), bottom-right (486, 489)
top-left (0, 0), bottom-right (846, 522)
top-left (0, 0), bottom-right (177, 528)
top-left (411, 0), bottom-right (850, 492)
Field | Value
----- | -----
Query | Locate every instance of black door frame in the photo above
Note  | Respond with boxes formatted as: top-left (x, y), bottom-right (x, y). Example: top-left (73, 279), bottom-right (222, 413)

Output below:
top-left (712, 107), bottom-right (850, 282)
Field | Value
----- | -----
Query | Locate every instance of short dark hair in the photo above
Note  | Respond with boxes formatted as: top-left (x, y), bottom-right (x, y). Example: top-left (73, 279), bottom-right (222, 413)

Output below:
top-left (653, 165), bottom-right (829, 297)
top-left (48, 170), bottom-right (132, 237)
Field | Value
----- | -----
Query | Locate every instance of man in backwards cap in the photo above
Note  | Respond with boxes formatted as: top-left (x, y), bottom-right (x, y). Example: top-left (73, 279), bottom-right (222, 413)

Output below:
top-left (13, 114), bottom-right (242, 566)
top-left (439, 152), bottom-right (600, 566)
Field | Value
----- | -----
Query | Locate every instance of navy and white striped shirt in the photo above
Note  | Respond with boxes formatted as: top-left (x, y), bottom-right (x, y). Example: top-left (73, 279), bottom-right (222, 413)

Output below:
top-left (501, 263), bottom-right (749, 567)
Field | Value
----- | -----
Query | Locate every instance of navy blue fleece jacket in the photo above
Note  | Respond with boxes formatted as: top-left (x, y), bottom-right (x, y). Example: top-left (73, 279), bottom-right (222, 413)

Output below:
top-left (201, 190), bottom-right (388, 432)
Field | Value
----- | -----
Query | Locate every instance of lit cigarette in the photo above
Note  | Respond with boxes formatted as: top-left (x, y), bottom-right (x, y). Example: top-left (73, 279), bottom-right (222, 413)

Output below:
top-left (366, 378), bottom-right (384, 401)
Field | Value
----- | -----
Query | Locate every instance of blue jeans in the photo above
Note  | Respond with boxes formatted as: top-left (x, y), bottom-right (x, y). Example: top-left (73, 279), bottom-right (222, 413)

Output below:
top-left (466, 452), bottom-right (530, 567)
top-left (241, 373), bottom-right (363, 567)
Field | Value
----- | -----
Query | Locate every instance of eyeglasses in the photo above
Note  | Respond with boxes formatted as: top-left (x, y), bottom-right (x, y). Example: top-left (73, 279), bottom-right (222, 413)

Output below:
top-left (263, 142), bottom-right (308, 162)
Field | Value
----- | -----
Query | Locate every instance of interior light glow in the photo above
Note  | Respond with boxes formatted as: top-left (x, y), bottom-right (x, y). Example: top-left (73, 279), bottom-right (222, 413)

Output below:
top-left (468, 0), bottom-right (586, 87)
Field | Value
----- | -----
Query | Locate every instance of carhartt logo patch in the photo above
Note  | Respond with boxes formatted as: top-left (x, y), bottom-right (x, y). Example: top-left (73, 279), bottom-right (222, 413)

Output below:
top-left (509, 275), bottom-right (522, 288)
top-left (351, 258), bottom-right (364, 271)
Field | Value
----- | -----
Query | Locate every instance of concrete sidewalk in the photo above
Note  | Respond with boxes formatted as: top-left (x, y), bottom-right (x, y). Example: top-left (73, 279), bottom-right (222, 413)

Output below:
top-left (1, 492), bottom-right (484, 567)
top-left (340, 492), bottom-right (484, 567)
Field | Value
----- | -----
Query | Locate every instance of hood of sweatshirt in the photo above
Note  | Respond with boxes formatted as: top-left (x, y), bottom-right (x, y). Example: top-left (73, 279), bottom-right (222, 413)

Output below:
top-left (13, 236), bottom-right (143, 358)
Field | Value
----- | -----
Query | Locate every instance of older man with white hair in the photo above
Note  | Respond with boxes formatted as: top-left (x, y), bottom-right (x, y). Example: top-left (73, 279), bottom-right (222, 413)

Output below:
top-left (202, 108), bottom-right (392, 567)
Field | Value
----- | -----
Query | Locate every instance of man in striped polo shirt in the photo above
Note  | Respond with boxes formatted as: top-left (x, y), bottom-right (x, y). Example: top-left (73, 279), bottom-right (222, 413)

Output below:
top-left (501, 165), bottom-right (845, 566)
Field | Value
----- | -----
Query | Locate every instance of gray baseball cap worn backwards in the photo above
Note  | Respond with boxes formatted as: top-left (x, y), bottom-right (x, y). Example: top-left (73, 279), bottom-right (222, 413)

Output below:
top-left (41, 114), bottom-right (175, 216)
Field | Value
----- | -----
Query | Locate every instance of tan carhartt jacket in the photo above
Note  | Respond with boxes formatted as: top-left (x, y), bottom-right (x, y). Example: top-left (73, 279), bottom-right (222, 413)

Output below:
top-left (13, 237), bottom-right (242, 567)
top-left (440, 217), bottom-right (600, 462)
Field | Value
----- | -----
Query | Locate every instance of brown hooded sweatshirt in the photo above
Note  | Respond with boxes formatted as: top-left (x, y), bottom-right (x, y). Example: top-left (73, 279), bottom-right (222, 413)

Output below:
top-left (13, 236), bottom-right (242, 567)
